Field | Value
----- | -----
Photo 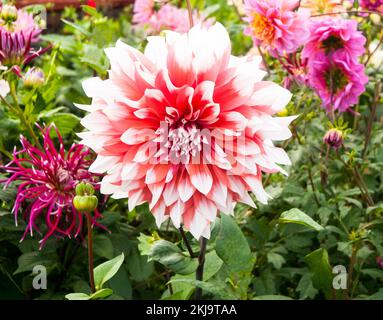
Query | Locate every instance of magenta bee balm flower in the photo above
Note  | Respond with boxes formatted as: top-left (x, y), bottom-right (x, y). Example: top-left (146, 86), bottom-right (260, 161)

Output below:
top-left (302, 18), bottom-right (366, 65)
top-left (77, 23), bottom-right (296, 239)
top-left (1, 125), bottom-right (104, 248)
top-left (244, 0), bottom-right (310, 56)
top-left (308, 52), bottom-right (368, 112)
top-left (360, 0), bottom-right (383, 13)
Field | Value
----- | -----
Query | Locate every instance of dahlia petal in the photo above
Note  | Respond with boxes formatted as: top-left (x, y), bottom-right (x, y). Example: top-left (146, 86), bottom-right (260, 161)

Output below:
top-left (177, 172), bottom-right (195, 202)
top-left (186, 163), bottom-right (213, 195)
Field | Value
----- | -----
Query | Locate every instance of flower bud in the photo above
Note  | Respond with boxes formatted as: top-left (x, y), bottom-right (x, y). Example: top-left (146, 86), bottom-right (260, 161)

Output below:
top-left (24, 68), bottom-right (45, 88)
top-left (75, 182), bottom-right (95, 196)
top-left (323, 128), bottom-right (343, 149)
top-left (73, 195), bottom-right (98, 212)
top-left (0, 5), bottom-right (18, 23)
top-left (376, 256), bottom-right (383, 269)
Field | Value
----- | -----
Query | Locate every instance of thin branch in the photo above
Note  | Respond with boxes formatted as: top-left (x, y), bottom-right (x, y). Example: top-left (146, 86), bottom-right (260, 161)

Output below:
top-left (362, 82), bottom-right (381, 158)
top-left (195, 237), bottom-right (208, 300)
top-left (186, 0), bottom-right (194, 28)
top-left (179, 226), bottom-right (195, 258)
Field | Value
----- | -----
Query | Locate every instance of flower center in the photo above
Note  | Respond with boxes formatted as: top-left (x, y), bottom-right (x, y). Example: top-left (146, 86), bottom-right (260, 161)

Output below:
top-left (251, 13), bottom-right (275, 45)
top-left (168, 123), bottom-right (205, 164)
top-left (324, 66), bottom-right (349, 94)
top-left (321, 35), bottom-right (344, 54)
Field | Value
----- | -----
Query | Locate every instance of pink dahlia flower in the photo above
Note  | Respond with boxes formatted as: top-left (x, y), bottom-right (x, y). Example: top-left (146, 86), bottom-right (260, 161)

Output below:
top-left (77, 23), bottom-right (296, 239)
top-left (308, 52), bottom-right (368, 112)
top-left (1, 125), bottom-right (104, 248)
top-left (133, 0), bottom-right (154, 25)
top-left (244, 0), bottom-right (310, 56)
top-left (133, 0), bottom-right (214, 34)
top-left (360, 0), bottom-right (383, 13)
top-left (0, 6), bottom-right (42, 42)
top-left (302, 18), bottom-right (366, 65)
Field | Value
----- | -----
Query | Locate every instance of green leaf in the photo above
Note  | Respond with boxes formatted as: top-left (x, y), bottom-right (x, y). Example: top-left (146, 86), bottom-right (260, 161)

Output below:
top-left (148, 240), bottom-right (197, 275)
top-left (279, 208), bottom-right (324, 231)
top-left (89, 288), bottom-right (113, 300)
top-left (215, 215), bottom-right (254, 273)
top-left (93, 235), bottom-right (114, 259)
top-left (94, 253), bottom-right (125, 291)
top-left (304, 248), bottom-right (333, 298)
top-left (267, 252), bottom-right (285, 269)
top-left (45, 113), bottom-right (80, 136)
top-left (65, 293), bottom-right (91, 300)
top-left (296, 273), bottom-right (318, 299)
top-left (137, 233), bottom-right (156, 256)
top-left (61, 18), bottom-right (91, 37)
top-left (81, 5), bottom-right (98, 16)
top-left (253, 295), bottom-right (293, 300)
top-left (164, 251), bottom-right (223, 300)
top-left (14, 251), bottom-right (58, 274)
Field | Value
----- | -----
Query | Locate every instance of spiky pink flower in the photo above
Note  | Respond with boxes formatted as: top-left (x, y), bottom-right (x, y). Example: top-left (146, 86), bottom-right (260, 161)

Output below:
top-left (1, 125), bottom-right (104, 248)
top-left (307, 52), bottom-right (368, 112)
top-left (0, 29), bottom-right (49, 67)
top-left (302, 18), bottom-right (366, 65)
top-left (360, 0), bottom-right (383, 13)
top-left (77, 23), bottom-right (295, 239)
top-left (244, 0), bottom-right (310, 56)
top-left (133, 0), bottom-right (214, 34)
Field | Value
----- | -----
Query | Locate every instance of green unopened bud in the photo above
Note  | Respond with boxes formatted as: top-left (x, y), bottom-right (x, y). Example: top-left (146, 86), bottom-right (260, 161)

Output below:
top-left (75, 182), bottom-right (95, 196)
top-left (73, 195), bottom-right (98, 212)
top-left (1, 5), bottom-right (18, 23)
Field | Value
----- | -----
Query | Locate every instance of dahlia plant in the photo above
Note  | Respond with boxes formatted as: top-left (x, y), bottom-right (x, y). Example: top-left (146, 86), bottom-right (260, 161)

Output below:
top-left (0, 0), bottom-right (383, 303)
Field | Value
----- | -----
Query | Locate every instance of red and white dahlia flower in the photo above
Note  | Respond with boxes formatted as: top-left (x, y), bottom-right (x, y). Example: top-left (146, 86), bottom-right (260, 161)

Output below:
top-left (77, 23), bottom-right (296, 239)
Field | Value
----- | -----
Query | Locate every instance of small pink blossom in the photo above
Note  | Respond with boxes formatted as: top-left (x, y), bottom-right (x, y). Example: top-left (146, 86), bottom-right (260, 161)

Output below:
top-left (244, 0), bottom-right (310, 56)
top-left (302, 18), bottom-right (366, 65)
top-left (308, 52), bottom-right (368, 112)
top-left (0, 6), bottom-right (42, 42)
top-left (77, 23), bottom-right (296, 239)
top-left (360, 0), bottom-right (383, 13)
top-left (133, 0), bottom-right (214, 34)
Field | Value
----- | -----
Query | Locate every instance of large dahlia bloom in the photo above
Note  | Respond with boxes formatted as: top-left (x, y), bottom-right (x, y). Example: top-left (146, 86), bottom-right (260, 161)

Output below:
top-left (133, 0), bottom-right (214, 34)
top-left (1, 125), bottom-right (103, 248)
top-left (77, 23), bottom-right (296, 239)
top-left (244, 0), bottom-right (310, 56)
top-left (308, 52), bottom-right (368, 112)
top-left (302, 18), bottom-right (366, 65)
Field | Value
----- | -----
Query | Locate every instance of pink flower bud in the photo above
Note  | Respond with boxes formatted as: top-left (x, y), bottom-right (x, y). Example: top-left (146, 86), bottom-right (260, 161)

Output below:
top-left (323, 128), bottom-right (343, 149)
top-left (24, 68), bottom-right (45, 88)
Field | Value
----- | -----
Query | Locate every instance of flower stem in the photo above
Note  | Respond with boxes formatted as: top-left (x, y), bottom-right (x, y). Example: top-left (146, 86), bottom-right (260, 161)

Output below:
top-left (186, 0), bottom-right (194, 28)
top-left (195, 237), bottom-right (207, 300)
top-left (179, 226), bottom-right (195, 258)
top-left (85, 211), bottom-right (96, 293)
top-left (362, 82), bottom-right (381, 159)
